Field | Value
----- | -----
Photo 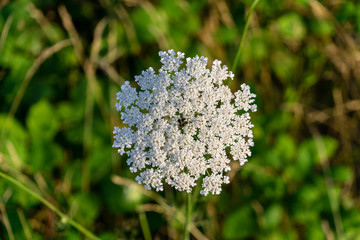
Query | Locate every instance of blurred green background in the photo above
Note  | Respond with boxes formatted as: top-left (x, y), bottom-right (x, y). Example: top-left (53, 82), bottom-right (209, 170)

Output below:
top-left (1, 0), bottom-right (360, 239)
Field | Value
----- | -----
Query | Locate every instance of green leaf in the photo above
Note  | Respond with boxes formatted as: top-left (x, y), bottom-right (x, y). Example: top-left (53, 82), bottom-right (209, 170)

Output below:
top-left (271, 50), bottom-right (298, 82)
top-left (332, 166), bottom-right (353, 183)
top-left (57, 101), bottom-right (84, 123)
top-left (57, 47), bottom-right (79, 68)
top-left (99, 233), bottom-right (118, 240)
top-left (310, 20), bottom-right (334, 37)
top-left (160, 0), bottom-right (183, 19)
top-left (264, 178), bottom-right (286, 199)
top-left (295, 140), bottom-right (316, 177)
top-left (275, 134), bottom-right (296, 161)
top-left (284, 86), bottom-right (299, 103)
top-left (26, 100), bottom-right (59, 141)
top-left (43, 23), bottom-right (65, 43)
top-left (306, 222), bottom-right (326, 240)
top-left (262, 204), bottom-right (283, 229)
top-left (321, 136), bottom-right (338, 159)
top-left (258, 231), bottom-right (298, 240)
top-left (0, 179), bottom-right (39, 208)
top-left (131, 8), bottom-right (156, 43)
top-left (295, 0), bottom-right (310, 7)
top-left (64, 231), bottom-right (82, 240)
top-left (276, 13), bottom-right (307, 40)
top-left (216, 27), bottom-right (238, 44)
top-left (292, 178), bottom-right (331, 223)
top-left (267, 111), bottom-right (293, 132)
top-left (102, 180), bottom-right (145, 213)
top-left (337, 2), bottom-right (356, 23)
top-left (303, 73), bottom-right (318, 89)
top-left (344, 210), bottom-right (360, 240)
top-left (249, 31), bottom-right (268, 61)
top-left (0, 114), bottom-right (28, 166)
top-left (89, 138), bottom-right (112, 182)
top-left (71, 193), bottom-right (100, 225)
top-left (223, 206), bottom-right (256, 239)
top-left (64, 125), bottom-right (84, 144)
top-left (27, 140), bottom-right (63, 172)
top-left (240, 31), bottom-right (268, 64)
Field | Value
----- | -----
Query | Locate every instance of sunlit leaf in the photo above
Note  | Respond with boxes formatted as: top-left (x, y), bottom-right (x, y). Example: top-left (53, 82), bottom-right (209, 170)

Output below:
top-left (276, 13), bottom-right (307, 40)
top-left (26, 100), bottom-right (59, 141)
top-left (0, 114), bottom-right (28, 166)
top-left (71, 193), bottom-right (100, 225)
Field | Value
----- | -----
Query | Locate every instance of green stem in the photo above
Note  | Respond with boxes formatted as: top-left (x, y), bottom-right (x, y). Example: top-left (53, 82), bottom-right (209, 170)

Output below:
top-left (139, 211), bottom-right (152, 240)
top-left (184, 193), bottom-right (192, 240)
top-left (0, 171), bottom-right (100, 240)
top-left (232, 0), bottom-right (260, 73)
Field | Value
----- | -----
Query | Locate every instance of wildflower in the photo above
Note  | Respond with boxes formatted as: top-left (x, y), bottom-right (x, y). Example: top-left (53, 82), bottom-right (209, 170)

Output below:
top-left (113, 50), bottom-right (256, 196)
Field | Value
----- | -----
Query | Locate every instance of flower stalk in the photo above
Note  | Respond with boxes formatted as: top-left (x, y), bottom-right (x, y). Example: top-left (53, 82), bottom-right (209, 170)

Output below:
top-left (184, 192), bottom-right (192, 240)
top-left (232, 0), bottom-right (261, 73)
top-left (0, 171), bottom-right (100, 240)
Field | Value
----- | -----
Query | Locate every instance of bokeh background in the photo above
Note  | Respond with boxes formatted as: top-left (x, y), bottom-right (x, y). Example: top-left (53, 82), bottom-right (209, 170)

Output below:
top-left (1, 0), bottom-right (360, 239)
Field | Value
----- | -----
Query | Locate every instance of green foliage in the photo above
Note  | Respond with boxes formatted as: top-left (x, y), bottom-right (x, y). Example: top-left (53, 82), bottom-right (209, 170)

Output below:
top-left (71, 193), bottom-right (100, 225)
top-left (0, 115), bottom-right (28, 166)
top-left (223, 205), bottom-right (256, 239)
top-left (1, 0), bottom-right (359, 239)
top-left (271, 49), bottom-right (298, 82)
top-left (276, 13), bottom-right (307, 40)
top-left (27, 100), bottom-right (59, 141)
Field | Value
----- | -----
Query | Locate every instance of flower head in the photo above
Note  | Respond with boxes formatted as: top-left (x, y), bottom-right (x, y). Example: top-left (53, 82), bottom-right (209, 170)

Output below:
top-left (113, 50), bottom-right (256, 195)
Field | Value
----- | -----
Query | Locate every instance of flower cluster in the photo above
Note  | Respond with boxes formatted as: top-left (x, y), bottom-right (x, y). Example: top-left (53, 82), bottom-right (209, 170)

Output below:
top-left (113, 50), bottom-right (256, 195)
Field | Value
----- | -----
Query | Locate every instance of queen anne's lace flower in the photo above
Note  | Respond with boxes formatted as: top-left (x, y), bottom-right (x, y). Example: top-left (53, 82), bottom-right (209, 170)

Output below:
top-left (113, 49), bottom-right (256, 196)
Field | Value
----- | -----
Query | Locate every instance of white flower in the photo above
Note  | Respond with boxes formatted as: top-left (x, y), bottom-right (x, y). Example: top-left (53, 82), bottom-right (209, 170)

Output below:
top-left (113, 50), bottom-right (256, 196)
top-left (115, 81), bottom-right (138, 110)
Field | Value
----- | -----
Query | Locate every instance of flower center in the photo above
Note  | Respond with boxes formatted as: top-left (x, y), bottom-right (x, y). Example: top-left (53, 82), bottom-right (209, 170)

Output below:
top-left (177, 117), bottom-right (188, 127)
